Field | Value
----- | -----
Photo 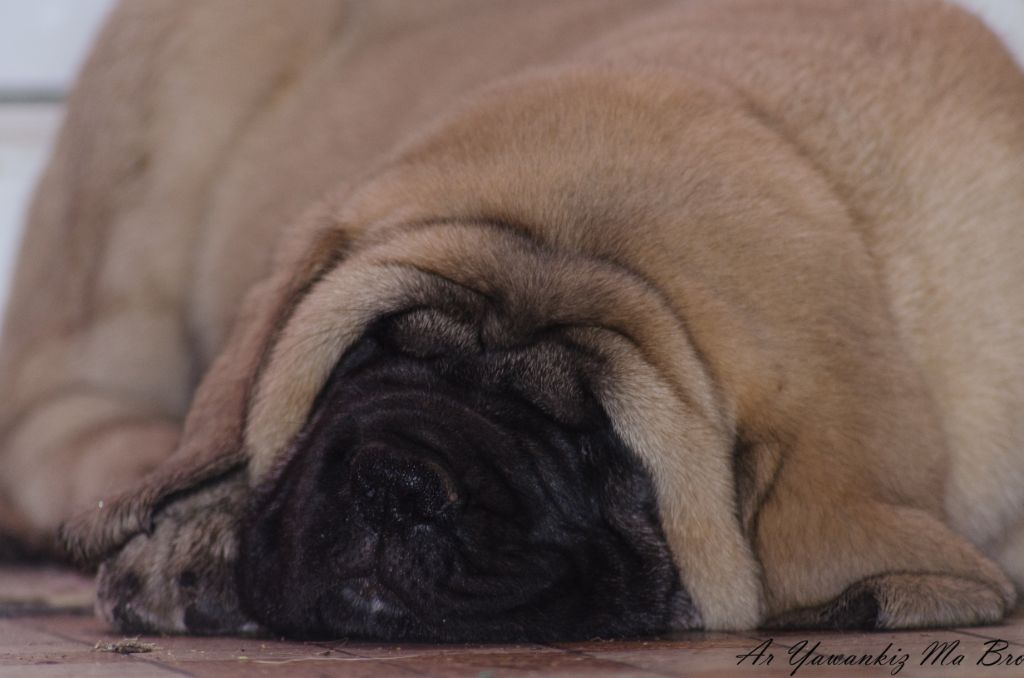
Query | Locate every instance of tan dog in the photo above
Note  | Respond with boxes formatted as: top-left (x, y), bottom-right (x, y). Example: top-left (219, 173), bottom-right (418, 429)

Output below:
top-left (1, 0), bottom-right (1022, 639)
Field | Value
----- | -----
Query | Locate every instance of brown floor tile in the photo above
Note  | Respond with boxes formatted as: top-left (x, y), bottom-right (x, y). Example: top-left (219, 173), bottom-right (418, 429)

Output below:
top-left (320, 639), bottom-right (555, 659)
top-left (951, 606), bottom-right (1024, 647)
top-left (297, 642), bottom-right (653, 676)
top-left (0, 565), bottom-right (93, 616)
top-left (159, 657), bottom-right (420, 677)
top-left (0, 663), bottom-right (183, 678)
top-left (381, 650), bottom-right (656, 676)
top-left (5, 566), bottom-right (1024, 676)
top-left (0, 619), bottom-right (81, 654)
top-left (554, 631), bottom-right (756, 653)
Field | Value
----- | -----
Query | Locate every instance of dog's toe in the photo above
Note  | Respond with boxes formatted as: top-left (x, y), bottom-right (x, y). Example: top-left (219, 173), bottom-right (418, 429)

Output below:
top-left (94, 472), bottom-right (255, 635)
top-left (766, 572), bottom-right (1010, 630)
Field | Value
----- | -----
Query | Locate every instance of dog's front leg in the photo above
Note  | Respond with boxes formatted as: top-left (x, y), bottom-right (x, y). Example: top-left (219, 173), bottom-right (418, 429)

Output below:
top-left (754, 460), bottom-right (1015, 629)
top-left (93, 469), bottom-right (254, 634)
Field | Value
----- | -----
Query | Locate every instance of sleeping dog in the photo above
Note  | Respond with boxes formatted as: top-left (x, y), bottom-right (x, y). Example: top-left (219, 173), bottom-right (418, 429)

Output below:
top-left (1, 0), bottom-right (1023, 640)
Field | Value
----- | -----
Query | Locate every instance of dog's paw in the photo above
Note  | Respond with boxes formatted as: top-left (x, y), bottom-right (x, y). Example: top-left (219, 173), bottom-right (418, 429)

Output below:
top-left (95, 471), bottom-right (257, 634)
top-left (765, 573), bottom-right (1012, 631)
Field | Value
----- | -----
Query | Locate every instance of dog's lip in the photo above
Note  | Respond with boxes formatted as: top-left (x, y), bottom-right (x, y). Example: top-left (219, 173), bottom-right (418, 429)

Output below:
top-left (337, 577), bottom-right (404, 618)
top-left (335, 521), bottom-right (552, 623)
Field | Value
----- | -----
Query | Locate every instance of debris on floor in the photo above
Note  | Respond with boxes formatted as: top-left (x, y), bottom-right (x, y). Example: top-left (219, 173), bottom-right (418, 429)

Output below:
top-left (93, 637), bottom-right (157, 654)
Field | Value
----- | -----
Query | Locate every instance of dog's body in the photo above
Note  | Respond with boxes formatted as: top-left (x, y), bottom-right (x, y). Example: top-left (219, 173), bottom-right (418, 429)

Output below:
top-left (1, 0), bottom-right (1023, 638)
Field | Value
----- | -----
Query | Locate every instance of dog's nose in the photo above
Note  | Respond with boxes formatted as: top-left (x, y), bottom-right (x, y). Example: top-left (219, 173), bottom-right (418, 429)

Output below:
top-left (351, 447), bottom-right (458, 525)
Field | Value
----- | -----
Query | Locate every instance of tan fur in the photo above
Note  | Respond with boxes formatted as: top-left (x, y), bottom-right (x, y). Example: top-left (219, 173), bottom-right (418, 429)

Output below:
top-left (2, 0), bottom-right (1022, 630)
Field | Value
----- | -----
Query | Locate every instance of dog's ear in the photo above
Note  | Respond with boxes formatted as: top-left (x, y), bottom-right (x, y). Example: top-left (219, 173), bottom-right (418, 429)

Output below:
top-left (57, 264), bottom-right (288, 632)
top-left (59, 223), bottom-right (351, 566)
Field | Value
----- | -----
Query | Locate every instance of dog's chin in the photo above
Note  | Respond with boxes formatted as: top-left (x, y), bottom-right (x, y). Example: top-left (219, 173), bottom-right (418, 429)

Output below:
top-left (237, 309), bottom-right (695, 641)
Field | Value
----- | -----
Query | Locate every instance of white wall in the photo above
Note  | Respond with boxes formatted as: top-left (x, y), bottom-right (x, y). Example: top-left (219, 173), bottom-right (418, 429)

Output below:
top-left (0, 0), bottom-right (114, 92)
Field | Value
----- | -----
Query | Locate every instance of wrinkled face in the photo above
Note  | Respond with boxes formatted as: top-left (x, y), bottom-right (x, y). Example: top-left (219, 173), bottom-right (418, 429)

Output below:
top-left (237, 307), bottom-right (693, 641)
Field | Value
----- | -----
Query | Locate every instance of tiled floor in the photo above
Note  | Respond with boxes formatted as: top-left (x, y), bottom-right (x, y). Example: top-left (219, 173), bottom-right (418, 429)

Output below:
top-left (1, 565), bottom-right (1022, 677)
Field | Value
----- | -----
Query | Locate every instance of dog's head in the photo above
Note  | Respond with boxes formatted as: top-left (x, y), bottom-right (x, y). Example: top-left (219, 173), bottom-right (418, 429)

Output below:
top-left (237, 305), bottom-right (686, 640)
top-left (223, 221), bottom-right (758, 640)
